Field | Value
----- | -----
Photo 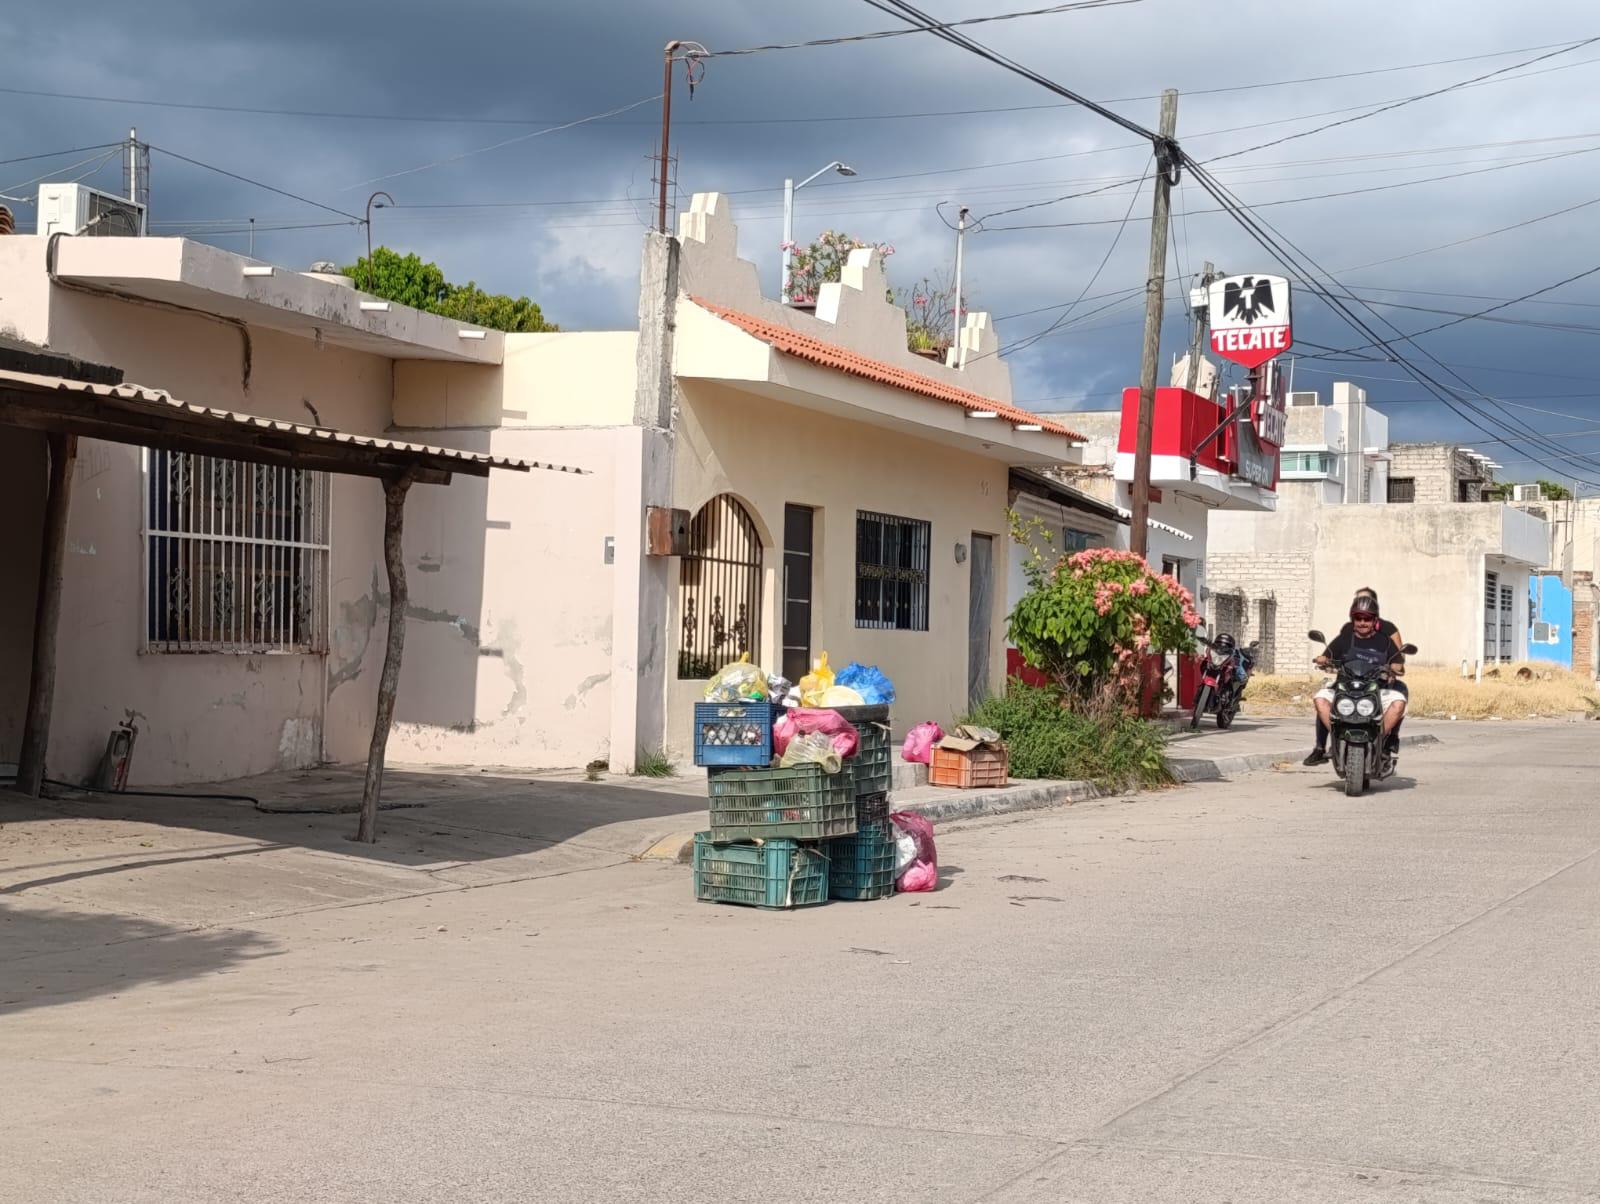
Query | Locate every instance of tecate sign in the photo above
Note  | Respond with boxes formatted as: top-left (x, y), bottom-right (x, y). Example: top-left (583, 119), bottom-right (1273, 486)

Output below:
top-left (1208, 274), bottom-right (1292, 370)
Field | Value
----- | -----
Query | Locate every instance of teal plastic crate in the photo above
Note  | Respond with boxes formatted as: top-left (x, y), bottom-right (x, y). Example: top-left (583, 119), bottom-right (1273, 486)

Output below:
top-left (692, 833), bottom-right (829, 909)
top-left (854, 791), bottom-right (889, 828)
top-left (827, 820), bottom-right (897, 901)
top-left (707, 763), bottom-right (857, 841)
top-left (851, 719), bottom-right (893, 797)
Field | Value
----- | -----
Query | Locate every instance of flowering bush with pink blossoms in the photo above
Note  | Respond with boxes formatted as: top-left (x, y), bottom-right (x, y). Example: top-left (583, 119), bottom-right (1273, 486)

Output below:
top-left (1008, 544), bottom-right (1200, 705)
top-left (783, 230), bottom-right (894, 306)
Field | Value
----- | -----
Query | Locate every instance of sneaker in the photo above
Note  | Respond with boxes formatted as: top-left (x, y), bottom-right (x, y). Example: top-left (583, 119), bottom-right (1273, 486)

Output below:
top-left (1302, 748), bottom-right (1329, 767)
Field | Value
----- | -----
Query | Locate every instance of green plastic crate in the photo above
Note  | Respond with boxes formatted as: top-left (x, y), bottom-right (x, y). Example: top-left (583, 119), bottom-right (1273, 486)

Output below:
top-left (692, 833), bottom-right (829, 909)
top-left (707, 763), bottom-right (857, 841)
top-left (854, 791), bottom-right (889, 828)
top-left (851, 720), bottom-right (893, 797)
top-left (827, 820), bottom-right (897, 901)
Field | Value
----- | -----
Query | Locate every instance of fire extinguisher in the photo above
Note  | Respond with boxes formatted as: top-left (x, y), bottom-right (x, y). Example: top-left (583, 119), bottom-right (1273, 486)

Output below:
top-left (92, 711), bottom-right (141, 792)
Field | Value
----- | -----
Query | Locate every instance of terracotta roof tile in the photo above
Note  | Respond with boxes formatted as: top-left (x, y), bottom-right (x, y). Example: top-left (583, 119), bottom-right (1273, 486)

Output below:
top-left (689, 297), bottom-right (1085, 441)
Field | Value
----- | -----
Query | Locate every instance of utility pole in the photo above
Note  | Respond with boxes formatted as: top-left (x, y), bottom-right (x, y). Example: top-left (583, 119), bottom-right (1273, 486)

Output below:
top-left (1183, 259), bottom-right (1215, 396)
top-left (951, 205), bottom-right (969, 351)
top-left (1129, 89), bottom-right (1180, 562)
top-left (125, 127), bottom-right (148, 235)
top-left (656, 41), bottom-right (682, 234)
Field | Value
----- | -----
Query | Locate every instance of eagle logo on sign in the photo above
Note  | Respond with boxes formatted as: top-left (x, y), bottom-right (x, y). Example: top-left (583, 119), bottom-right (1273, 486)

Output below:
top-left (1222, 276), bottom-right (1275, 325)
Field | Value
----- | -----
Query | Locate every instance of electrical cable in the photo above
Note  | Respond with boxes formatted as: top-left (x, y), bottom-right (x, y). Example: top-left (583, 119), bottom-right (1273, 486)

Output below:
top-left (1180, 152), bottom-right (1600, 482)
top-left (705, 0), bottom-right (1140, 56)
top-left (0, 36), bottom-right (1586, 129)
top-left (1202, 37), bottom-right (1600, 164)
top-left (147, 144), bottom-right (366, 222)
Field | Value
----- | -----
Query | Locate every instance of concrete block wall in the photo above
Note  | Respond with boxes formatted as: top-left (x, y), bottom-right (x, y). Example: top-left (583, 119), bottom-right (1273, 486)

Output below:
top-left (1388, 444), bottom-right (1494, 504)
top-left (1203, 552), bottom-right (1315, 674)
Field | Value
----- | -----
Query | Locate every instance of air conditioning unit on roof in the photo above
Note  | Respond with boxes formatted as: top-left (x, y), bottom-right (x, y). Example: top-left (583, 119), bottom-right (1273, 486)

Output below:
top-left (1288, 391), bottom-right (1319, 407)
top-left (36, 182), bottom-right (145, 239)
top-left (1512, 483), bottom-right (1543, 502)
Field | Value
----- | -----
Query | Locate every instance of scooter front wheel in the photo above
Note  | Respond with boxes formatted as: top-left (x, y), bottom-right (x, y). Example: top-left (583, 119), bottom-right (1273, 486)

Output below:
top-left (1190, 685), bottom-right (1213, 730)
top-left (1343, 748), bottom-right (1367, 797)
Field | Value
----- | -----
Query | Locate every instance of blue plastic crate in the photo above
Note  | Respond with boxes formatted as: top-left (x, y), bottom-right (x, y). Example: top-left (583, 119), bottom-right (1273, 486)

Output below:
top-left (693, 702), bottom-right (778, 768)
top-left (693, 833), bottom-right (829, 909)
top-left (827, 820), bottom-right (897, 901)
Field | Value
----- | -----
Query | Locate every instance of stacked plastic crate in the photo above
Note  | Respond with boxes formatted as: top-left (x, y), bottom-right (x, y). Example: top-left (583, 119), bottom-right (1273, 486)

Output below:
top-left (690, 700), bottom-right (897, 909)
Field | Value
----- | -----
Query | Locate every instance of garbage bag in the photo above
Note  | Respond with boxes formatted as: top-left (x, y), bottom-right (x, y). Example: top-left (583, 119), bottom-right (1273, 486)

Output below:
top-left (779, 732), bottom-right (843, 775)
top-left (772, 707), bottom-right (860, 761)
top-left (901, 721), bottom-right (944, 765)
top-left (835, 662), bottom-right (896, 705)
top-left (890, 811), bottom-right (938, 892)
top-left (703, 655), bottom-right (770, 703)
top-left (797, 653), bottom-right (835, 707)
top-left (817, 685), bottom-right (866, 708)
top-left (766, 676), bottom-right (794, 708)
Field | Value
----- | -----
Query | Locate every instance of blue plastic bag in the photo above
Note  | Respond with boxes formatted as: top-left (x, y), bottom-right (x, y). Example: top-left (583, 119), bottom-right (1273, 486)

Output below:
top-left (835, 662), bottom-right (896, 705)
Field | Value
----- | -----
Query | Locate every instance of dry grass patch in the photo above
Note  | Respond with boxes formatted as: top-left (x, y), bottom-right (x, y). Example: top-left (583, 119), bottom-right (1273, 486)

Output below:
top-left (1244, 663), bottom-right (1600, 721)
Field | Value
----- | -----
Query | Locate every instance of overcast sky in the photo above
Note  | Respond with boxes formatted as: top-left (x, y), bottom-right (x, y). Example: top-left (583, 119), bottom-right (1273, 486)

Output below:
top-left (4, 1), bottom-right (1599, 484)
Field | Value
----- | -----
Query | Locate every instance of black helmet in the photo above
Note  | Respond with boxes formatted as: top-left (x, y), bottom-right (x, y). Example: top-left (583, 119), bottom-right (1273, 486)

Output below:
top-left (1214, 632), bottom-right (1237, 651)
top-left (1350, 595), bottom-right (1379, 620)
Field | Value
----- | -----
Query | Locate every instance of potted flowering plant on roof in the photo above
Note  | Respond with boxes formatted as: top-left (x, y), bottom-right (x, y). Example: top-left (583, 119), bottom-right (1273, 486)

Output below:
top-left (782, 230), bottom-right (894, 309)
top-left (898, 273), bottom-right (964, 362)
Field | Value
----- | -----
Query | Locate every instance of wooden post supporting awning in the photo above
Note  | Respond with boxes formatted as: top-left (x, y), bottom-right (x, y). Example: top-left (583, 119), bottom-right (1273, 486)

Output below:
top-left (0, 367), bottom-right (582, 840)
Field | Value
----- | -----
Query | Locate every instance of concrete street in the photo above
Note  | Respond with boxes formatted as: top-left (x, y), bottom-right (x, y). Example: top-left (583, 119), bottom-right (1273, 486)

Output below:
top-left (2, 721), bottom-right (1597, 1202)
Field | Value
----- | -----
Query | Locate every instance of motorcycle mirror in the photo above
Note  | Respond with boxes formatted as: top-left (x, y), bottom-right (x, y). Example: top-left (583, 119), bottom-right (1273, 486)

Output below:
top-left (1401, 643), bottom-right (1418, 655)
top-left (1307, 629), bottom-right (1326, 644)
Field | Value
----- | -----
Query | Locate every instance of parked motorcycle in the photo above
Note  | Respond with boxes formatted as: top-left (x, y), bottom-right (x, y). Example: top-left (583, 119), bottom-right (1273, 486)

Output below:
top-left (1307, 629), bottom-right (1418, 797)
top-left (1189, 630), bottom-right (1259, 730)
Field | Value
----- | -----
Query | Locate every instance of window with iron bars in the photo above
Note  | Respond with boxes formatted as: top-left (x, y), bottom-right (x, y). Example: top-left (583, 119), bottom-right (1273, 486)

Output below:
top-left (856, 510), bottom-right (931, 631)
top-left (144, 450), bottom-right (331, 653)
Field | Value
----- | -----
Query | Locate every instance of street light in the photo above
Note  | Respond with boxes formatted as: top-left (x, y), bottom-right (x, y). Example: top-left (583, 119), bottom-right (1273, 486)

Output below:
top-left (781, 160), bottom-right (857, 303)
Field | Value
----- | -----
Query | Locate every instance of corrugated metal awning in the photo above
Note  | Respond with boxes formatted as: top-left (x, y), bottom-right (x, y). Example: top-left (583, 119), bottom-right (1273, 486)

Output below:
top-left (0, 368), bottom-right (583, 481)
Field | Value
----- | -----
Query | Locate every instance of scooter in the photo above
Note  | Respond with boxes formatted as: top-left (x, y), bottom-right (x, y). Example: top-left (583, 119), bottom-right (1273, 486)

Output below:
top-left (1307, 629), bottom-right (1418, 797)
top-left (1189, 631), bottom-right (1258, 730)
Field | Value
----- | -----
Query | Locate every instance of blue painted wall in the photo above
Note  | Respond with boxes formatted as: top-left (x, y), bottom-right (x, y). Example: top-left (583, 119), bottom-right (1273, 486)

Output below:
top-left (1529, 574), bottom-right (1573, 666)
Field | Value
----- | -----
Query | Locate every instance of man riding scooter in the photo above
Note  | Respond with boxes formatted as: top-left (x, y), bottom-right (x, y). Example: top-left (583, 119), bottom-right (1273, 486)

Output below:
top-left (1304, 588), bottom-right (1409, 765)
top-left (1308, 595), bottom-right (1408, 765)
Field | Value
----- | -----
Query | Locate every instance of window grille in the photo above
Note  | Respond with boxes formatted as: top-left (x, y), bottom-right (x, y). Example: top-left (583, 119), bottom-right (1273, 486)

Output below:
top-left (144, 450), bottom-right (330, 653)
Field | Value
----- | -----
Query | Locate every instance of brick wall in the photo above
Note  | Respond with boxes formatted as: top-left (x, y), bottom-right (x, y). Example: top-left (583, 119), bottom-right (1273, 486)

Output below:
top-left (1204, 552), bottom-right (1316, 674)
top-left (1574, 571), bottom-right (1596, 679)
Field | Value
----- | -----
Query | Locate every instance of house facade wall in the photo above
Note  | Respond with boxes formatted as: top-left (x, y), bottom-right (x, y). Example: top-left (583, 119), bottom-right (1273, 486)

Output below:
top-left (665, 379), bottom-right (1012, 750)
top-left (0, 272), bottom-right (397, 784)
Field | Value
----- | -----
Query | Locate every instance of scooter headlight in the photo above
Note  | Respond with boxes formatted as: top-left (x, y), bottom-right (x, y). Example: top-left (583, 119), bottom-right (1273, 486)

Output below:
top-left (1335, 696), bottom-right (1357, 717)
top-left (1355, 697), bottom-right (1378, 717)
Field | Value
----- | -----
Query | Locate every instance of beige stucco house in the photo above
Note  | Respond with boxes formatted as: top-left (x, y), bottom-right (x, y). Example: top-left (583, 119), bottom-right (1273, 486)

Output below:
top-left (1, 191), bottom-right (1082, 785)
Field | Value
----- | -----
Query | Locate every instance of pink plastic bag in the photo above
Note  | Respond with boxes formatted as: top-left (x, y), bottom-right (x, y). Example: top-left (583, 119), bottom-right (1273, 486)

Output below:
top-left (900, 721), bottom-right (944, 765)
top-left (772, 708), bottom-right (860, 761)
top-left (889, 810), bottom-right (938, 893)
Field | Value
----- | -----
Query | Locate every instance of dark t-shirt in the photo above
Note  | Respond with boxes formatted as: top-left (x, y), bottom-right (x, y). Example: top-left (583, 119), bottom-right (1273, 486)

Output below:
top-left (1327, 625), bottom-right (1398, 670)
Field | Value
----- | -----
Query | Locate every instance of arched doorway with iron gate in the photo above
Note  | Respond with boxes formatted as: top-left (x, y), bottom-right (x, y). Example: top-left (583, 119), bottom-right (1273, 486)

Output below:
top-left (676, 494), bottom-right (765, 679)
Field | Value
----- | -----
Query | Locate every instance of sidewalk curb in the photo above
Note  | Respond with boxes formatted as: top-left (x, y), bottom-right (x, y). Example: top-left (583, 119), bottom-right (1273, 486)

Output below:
top-left (901, 733), bottom-right (1442, 826)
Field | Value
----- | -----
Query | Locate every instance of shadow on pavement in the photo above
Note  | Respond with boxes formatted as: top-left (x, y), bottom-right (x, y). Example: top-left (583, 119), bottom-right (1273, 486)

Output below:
top-left (0, 904), bottom-right (279, 1016)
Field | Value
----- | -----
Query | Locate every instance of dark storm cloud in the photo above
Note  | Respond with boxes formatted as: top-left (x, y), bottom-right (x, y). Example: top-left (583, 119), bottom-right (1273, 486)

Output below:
top-left (4, 0), bottom-right (1599, 479)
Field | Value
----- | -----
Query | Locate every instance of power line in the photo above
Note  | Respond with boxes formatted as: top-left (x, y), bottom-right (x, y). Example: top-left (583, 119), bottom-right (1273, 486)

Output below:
top-left (1201, 37), bottom-right (1600, 164)
top-left (0, 142), bottom-right (122, 168)
top-left (1, 36), bottom-right (1583, 129)
top-left (706, 0), bottom-right (1140, 56)
top-left (1179, 153), bottom-right (1600, 483)
top-left (339, 93), bottom-right (664, 191)
top-left (1339, 192), bottom-right (1600, 272)
top-left (981, 145), bottom-right (1600, 230)
top-left (1304, 263), bottom-right (1600, 358)
top-left (147, 144), bottom-right (367, 222)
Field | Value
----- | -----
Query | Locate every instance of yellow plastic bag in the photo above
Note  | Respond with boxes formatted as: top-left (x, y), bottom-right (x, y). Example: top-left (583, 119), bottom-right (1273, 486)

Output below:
top-left (797, 652), bottom-right (835, 707)
top-left (703, 653), bottom-right (770, 703)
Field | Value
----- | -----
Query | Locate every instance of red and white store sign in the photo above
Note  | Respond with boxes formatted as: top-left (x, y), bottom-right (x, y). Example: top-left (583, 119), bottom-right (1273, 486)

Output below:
top-left (1208, 274), bottom-right (1293, 370)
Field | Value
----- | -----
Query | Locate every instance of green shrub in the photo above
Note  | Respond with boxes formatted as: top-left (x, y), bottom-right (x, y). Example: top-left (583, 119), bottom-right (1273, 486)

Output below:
top-left (966, 683), bottom-right (1173, 789)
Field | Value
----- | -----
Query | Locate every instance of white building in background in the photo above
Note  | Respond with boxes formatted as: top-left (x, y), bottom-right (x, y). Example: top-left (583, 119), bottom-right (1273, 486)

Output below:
top-left (1209, 385), bottom-right (1547, 674)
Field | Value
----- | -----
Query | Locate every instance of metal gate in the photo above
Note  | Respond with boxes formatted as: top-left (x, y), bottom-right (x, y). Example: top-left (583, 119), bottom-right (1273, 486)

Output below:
top-left (1484, 570), bottom-right (1514, 662)
top-left (678, 494), bottom-right (763, 679)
